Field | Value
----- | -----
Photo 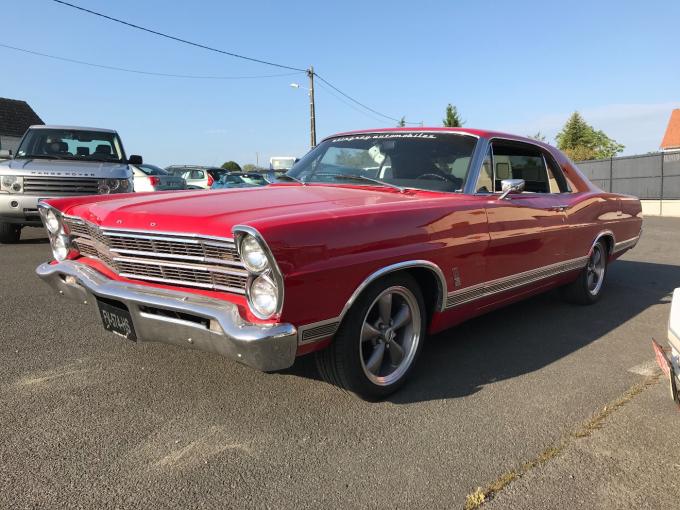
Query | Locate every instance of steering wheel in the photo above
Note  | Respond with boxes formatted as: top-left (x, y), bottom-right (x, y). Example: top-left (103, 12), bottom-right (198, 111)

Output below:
top-left (416, 173), bottom-right (449, 182)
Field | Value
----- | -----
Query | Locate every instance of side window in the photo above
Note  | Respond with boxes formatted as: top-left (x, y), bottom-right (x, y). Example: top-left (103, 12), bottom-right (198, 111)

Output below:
top-left (190, 170), bottom-right (203, 180)
top-left (476, 146), bottom-right (493, 193)
top-left (544, 154), bottom-right (571, 193)
top-left (490, 141), bottom-right (550, 193)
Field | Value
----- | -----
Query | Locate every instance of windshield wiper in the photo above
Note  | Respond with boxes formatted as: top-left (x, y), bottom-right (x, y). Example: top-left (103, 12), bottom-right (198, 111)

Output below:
top-left (315, 173), bottom-right (405, 192)
top-left (276, 174), bottom-right (306, 185)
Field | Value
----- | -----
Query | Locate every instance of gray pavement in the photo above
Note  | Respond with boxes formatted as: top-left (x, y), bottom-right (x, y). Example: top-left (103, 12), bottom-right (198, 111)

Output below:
top-left (1, 217), bottom-right (679, 509)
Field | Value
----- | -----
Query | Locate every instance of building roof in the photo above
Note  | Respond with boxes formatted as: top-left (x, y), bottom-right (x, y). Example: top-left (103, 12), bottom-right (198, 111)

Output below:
top-left (661, 109), bottom-right (680, 150)
top-left (0, 97), bottom-right (43, 138)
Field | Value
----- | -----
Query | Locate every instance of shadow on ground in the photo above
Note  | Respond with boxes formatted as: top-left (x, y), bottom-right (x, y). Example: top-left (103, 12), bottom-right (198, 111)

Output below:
top-left (287, 259), bottom-right (679, 403)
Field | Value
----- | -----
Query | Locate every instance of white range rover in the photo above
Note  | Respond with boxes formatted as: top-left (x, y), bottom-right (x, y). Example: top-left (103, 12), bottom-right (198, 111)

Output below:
top-left (0, 125), bottom-right (141, 243)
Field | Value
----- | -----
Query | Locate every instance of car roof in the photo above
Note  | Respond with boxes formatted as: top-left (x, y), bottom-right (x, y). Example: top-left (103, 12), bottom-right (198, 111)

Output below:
top-left (28, 124), bottom-right (118, 134)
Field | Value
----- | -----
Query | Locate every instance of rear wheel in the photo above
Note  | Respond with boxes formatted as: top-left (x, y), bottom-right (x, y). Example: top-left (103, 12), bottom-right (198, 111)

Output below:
top-left (315, 274), bottom-right (426, 400)
top-left (562, 240), bottom-right (608, 305)
top-left (0, 222), bottom-right (21, 244)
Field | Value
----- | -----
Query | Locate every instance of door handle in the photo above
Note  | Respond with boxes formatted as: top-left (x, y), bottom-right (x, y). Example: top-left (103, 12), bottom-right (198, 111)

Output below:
top-left (550, 205), bottom-right (569, 212)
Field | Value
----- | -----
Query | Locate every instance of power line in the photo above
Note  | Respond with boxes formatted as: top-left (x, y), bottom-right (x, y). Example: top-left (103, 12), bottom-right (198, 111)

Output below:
top-left (50, 0), bottom-right (420, 125)
top-left (50, 0), bottom-right (306, 72)
top-left (315, 80), bottom-right (392, 126)
top-left (315, 73), bottom-right (420, 125)
top-left (0, 43), bottom-right (304, 80)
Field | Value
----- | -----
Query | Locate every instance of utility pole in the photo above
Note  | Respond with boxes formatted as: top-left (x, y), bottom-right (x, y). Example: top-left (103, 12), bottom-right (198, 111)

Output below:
top-left (308, 66), bottom-right (317, 148)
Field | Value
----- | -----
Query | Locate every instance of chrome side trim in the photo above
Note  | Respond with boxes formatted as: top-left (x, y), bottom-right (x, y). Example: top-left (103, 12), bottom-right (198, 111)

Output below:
top-left (444, 256), bottom-right (588, 310)
top-left (298, 318), bottom-right (341, 345)
top-left (613, 235), bottom-right (640, 254)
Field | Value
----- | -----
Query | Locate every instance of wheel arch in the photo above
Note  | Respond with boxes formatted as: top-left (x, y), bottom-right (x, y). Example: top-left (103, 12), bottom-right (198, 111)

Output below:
top-left (340, 260), bottom-right (447, 322)
top-left (297, 260), bottom-right (447, 347)
top-left (591, 230), bottom-right (615, 258)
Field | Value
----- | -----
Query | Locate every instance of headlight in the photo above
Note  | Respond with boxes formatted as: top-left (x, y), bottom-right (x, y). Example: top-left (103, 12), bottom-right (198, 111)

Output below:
top-left (45, 209), bottom-right (61, 234)
top-left (240, 235), bottom-right (269, 273)
top-left (1, 175), bottom-right (23, 193)
top-left (52, 234), bottom-right (70, 261)
top-left (248, 274), bottom-right (278, 318)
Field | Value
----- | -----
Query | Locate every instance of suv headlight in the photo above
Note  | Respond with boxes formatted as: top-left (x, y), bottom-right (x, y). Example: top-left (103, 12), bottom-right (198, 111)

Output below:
top-left (98, 178), bottom-right (134, 194)
top-left (1, 175), bottom-right (23, 193)
top-left (235, 226), bottom-right (283, 320)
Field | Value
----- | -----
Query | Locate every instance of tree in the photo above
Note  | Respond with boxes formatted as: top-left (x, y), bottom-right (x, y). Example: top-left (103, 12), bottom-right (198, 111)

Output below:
top-left (397, 116), bottom-right (406, 127)
top-left (443, 104), bottom-right (464, 127)
top-left (242, 163), bottom-right (266, 173)
top-left (555, 112), bottom-right (624, 161)
top-left (221, 161), bottom-right (241, 172)
top-left (528, 131), bottom-right (546, 142)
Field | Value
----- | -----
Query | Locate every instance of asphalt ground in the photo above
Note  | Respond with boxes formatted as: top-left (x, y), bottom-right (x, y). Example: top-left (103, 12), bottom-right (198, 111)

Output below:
top-left (1, 217), bottom-right (678, 509)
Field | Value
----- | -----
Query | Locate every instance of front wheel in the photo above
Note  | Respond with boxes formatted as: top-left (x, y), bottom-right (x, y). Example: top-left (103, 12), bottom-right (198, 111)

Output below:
top-left (561, 240), bottom-right (608, 305)
top-left (315, 273), bottom-right (426, 400)
top-left (0, 222), bottom-right (21, 244)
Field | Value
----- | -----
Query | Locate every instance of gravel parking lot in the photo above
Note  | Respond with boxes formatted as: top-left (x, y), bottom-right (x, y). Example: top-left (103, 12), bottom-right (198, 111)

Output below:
top-left (2, 217), bottom-right (679, 509)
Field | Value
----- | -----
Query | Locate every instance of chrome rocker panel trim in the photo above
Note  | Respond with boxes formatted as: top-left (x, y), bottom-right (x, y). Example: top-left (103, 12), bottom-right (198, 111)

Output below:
top-left (36, 260), bottom-right (297, 372)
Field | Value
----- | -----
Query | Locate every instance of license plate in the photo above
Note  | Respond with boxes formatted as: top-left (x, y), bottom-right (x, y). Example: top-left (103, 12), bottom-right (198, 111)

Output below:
top-left (652, 339), bottom-right (679, 404)
top-left (97, 299), bottom-right (137, 341)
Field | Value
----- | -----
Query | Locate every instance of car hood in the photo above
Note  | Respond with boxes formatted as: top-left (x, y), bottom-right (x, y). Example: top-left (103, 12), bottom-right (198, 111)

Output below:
top-left (0, 158), bottom-right (130, 178)
top-left (63, 184), bottom-right (464, 236)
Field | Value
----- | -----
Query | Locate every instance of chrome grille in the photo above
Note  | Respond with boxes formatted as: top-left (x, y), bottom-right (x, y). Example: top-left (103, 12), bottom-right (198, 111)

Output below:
top-left (24, 176), bottom-right (100, 196)
top-left (63, 216), bottom-right (246, 294)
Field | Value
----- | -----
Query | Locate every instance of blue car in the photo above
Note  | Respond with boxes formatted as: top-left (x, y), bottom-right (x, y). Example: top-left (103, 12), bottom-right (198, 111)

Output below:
top-left (210, 172), bottom-right (268, 189)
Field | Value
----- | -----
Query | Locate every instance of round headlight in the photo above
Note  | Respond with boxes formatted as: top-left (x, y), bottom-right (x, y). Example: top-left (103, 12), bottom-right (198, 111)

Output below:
top-left (249, 274), bottom-right (278, 318)
top-left (52, 235), bottom-right (69, 261)
top-left (45, 209), bottom-right (61, 234)
top-left (107, 178), bottom-right (121, 191)
top-left (240, 235), bottom-right (269, 273)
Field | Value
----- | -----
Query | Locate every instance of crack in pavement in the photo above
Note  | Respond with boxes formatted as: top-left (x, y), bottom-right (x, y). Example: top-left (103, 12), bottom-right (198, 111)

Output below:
top-left (463, 372), bottom-right (662, 510)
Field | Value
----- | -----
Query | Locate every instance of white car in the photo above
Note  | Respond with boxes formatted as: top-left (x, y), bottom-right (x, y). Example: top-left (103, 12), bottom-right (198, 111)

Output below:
top-left (654, 288), bottom-right (680, 406)
top-left (132, 164), bottom-right (186, 192)
top-left (165, 165), bottom-right (225, 189)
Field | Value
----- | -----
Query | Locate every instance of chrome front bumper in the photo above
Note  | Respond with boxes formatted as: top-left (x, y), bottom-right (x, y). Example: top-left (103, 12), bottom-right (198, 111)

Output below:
top-left (36, 260), bottom-right (298, 371)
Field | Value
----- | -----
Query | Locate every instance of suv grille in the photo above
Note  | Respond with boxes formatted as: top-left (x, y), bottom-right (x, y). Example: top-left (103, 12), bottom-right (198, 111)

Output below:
top-left (64, 216), bottom-right (247, 294)
top-left (24, 176), bottom-right (100, 195)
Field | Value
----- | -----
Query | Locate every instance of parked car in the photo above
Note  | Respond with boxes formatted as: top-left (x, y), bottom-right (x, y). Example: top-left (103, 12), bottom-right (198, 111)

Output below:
top-left (653, 288), bottom-right (680, 407)
top-left (36, 127), bottom-right (642, 399)
top-left (211, 172), bottom-right (268, 189)
top-left (165, 165), bottom-right (226, 189)
top-left (132, 164), bottom-right (186, 192)
top-left (0, 125), bottom-right (140, 243)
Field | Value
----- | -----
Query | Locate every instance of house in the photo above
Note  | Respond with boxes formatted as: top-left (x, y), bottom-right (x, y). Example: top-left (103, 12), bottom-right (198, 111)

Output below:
top-left (661, 108), bottom-right (680, 152)
top-left (0, 97), bottom-right (44, 154)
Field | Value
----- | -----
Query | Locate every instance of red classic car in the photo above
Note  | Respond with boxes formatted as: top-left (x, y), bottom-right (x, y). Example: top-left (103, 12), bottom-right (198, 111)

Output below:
top-left (36, 128), bottom-right (642, 399)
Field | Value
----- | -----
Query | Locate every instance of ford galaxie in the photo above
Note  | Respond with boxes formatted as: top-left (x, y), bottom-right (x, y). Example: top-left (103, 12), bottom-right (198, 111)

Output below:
top-left (36, 128), bottom-right (642, 399)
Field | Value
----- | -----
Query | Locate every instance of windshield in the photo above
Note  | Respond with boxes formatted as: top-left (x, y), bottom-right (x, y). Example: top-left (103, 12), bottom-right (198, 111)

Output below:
top-left (287, 132), bottom-right (477, 193)
top-left (16, 128), bottom-right (126, 162)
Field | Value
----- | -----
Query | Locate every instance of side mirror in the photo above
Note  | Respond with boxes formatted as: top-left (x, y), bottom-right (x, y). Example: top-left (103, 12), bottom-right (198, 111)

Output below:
top-left (128, 155), bottom-right (143, 165)
top-left (499, 178), bottom-right (525, 200)
top-left (0, 149), bottom-right (12, 158)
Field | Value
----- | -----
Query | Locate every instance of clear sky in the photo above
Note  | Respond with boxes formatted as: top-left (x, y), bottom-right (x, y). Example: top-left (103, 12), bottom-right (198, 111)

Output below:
top-left (2, 0), bottom-right (678, 167)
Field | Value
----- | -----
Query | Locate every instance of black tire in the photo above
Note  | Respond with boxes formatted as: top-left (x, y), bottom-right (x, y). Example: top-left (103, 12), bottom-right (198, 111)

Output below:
top-left (315, 273), bottom-right (426, 400)
top-left (0, 223), bottom-right (21, 244)
top-left (561, 240), bottom-right (608, 305)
